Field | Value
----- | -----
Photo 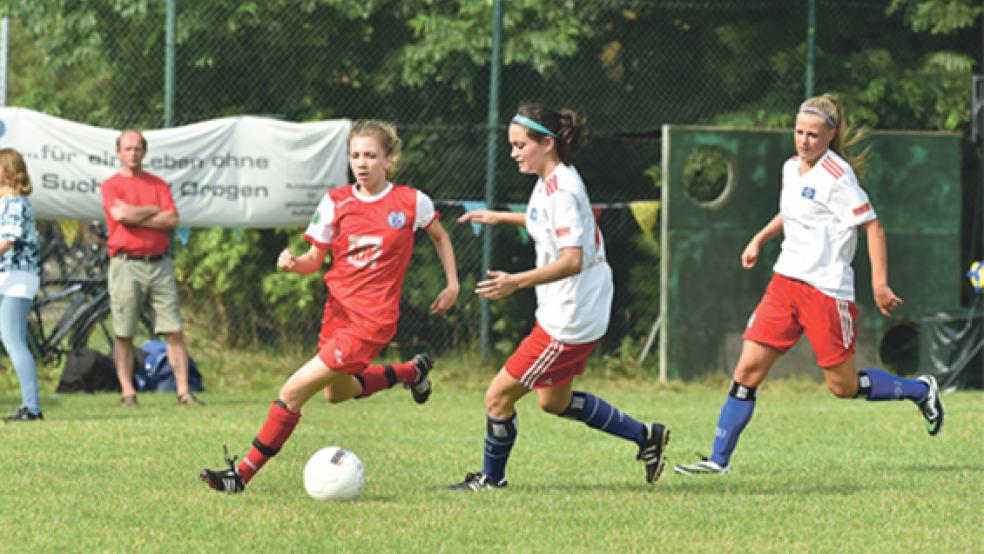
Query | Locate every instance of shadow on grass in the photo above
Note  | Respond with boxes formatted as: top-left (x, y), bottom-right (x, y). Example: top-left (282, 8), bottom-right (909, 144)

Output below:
top-left (503, 481), bottom-right (686, 494)
top-left (668, 481), bottom-right (866, 496)
top-left (895, 464), bottom-right (983, 473)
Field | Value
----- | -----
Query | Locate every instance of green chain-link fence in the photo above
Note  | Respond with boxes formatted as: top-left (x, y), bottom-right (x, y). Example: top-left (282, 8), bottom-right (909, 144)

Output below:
top-left (2, 0), bottom-right (980, 377)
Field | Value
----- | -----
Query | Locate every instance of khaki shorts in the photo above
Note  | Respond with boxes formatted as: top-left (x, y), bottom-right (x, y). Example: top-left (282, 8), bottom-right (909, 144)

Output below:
top-left (108, 256), bottom-right (183, 337)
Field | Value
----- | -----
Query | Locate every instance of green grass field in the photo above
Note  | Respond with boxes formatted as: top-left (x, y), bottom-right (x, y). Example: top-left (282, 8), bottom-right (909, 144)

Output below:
top-left (1, 378), bottom-right (981, 553)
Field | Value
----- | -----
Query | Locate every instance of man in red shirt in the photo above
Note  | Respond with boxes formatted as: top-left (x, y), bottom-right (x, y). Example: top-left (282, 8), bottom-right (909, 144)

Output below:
top-left (101, 129), bottom-right (201, 407)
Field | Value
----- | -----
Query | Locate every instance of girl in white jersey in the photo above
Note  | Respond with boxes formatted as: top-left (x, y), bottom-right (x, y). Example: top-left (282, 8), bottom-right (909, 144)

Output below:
top-left (450, 103), bottom-right (670, 490)
top-left (675, 93), bottom-right (944, 477)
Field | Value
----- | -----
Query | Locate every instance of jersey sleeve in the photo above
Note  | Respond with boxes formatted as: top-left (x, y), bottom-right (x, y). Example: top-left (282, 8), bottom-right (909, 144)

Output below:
top-left (303, 194), bottom-right (337, 247)
top-left (413, 190), bottom-right (437, 230)
top-left (827, 171), bottom-right (876, 228)
top-left (101, 177), bottom-right (120, 221)
top-left (549, 189), bottom-right (586, 249)
top-left (0, 199), bottom-right (25, 241)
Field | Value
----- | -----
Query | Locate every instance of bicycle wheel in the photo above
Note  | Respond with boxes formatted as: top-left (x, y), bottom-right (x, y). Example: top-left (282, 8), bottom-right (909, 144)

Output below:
top-left (70, 302), bottom-right (115, 356)
top-left (26, 303), bottom-right (55, 366)
top-left (69, 298), bottom-right (155, 357)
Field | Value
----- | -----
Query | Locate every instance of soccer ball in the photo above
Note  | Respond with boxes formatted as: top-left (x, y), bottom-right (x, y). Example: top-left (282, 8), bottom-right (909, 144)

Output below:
top-left (303, 446), bottom-right (365, 501)
top-left (968, 260), bottom-right (983, 294)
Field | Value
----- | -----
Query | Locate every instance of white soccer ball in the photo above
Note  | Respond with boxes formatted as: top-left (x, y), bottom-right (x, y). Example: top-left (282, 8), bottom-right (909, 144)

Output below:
top-left (303, 446), bottom-right (365, 501)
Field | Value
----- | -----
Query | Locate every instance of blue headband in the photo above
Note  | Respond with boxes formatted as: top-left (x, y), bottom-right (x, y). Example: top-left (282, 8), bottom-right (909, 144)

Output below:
top-left (800, 107), bottom-right (837, 128)
top-left (512, 114), bottom-right (558, 139)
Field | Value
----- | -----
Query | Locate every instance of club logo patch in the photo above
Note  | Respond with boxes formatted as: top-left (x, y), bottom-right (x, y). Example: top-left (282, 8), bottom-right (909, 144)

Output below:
top-left (311, 211), bottom-right (321, 225)
top-left (529, 207), bottom-right (537, 222)
top-left (801, 186), bottom-right (815, 200)
top-left (387, 211), bottom-right (407, 229)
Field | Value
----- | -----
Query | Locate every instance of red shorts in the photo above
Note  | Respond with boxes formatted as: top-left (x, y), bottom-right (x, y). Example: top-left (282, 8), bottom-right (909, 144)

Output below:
top-left (504, 323), bottom-right (597, 389)
top-left (317, 303), bottom-right (387, 374)
top-left (743, 273), bottom-right (857, 367)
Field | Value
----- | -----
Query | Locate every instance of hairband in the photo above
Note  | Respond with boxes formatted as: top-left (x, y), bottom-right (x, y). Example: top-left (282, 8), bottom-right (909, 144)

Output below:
top-left (800, 107), bottom-right (837, 128)
top-left (512, 114), bottom-right (558, 139)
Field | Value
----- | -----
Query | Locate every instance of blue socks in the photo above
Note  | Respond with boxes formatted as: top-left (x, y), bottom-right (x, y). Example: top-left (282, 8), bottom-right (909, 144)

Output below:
top-left (482, 414), bottom-right (517, 484)
top-left (857, 368), bottom-right (928, 402)
top-left (482, 392), bottom-right (649, 483)
top-left (709, 382), bottom-right (757, 467)
top-left (704, 370), bottom-right (928, 469)
top-left (560, 391), bottom-right (647, 444)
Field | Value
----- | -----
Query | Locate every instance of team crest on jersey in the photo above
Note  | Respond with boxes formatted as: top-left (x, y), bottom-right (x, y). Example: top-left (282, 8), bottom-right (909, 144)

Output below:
top-left (800, 186), bottom-right (816, 200)
top-left (529, 207), bottom-right (537, 222)
top-left (347, 234), bottom-right (383, 268)
top-left (387, 211), bottom-right (407, 229)
top-left (311, 211), bottom-right (321, 225)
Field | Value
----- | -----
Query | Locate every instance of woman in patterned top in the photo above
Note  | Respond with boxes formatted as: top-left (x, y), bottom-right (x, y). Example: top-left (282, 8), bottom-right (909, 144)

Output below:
top-left (0, 148), bottom-right (42, 421)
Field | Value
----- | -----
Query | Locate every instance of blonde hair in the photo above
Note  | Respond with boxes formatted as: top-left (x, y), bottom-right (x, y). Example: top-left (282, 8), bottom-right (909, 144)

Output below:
top-left (799, 93), bottom-right (869, 180)
top-left (349, 119), bottom-right (402, 179)
top-left (0, 148), bottom-right (32, 196)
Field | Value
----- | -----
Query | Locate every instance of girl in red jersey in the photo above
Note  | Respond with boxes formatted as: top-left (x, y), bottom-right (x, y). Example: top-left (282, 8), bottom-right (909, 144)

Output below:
top-left (449, 103), bottom-right (670, 490)
top-left (674, 93), bottom-right (944, 477)
top-left (201, 120), bottom-right (459, 493)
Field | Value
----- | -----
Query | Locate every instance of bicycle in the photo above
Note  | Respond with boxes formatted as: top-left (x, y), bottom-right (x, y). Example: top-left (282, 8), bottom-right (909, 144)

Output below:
top-left (27, 221), bottom-right (151, 367)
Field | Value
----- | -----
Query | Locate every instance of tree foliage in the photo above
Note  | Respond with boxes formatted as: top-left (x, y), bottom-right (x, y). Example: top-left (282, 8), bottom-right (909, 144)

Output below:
top-left (2, 0), bottom-right (979, 353)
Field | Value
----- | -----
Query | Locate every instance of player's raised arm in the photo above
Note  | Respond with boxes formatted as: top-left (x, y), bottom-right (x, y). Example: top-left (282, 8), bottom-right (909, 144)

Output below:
top-left (425, 220), bottom-right (460, 314)
top-left (741, 213), bottom-right (783, 269)
top-left (861, 218), bottom-right (902, 316)
top-left (458, 209), bottom-right (525, 227)
top-left (277, 243), bottom-right (328, 275)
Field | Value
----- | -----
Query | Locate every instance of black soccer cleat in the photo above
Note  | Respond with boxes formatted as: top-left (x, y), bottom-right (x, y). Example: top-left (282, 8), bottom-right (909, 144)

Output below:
top-left (917, 375), bottom-right (944, 436)
top-left (448, 472), bottom-right (507, 491)
top-left (200, 445), bottom-right (245, 494)
top-left (405, 353), bottom-right (434, 405)
top-left (3, 406), bottom-right (43, 422)
top-left (636, 422), bottom-right (670, 484)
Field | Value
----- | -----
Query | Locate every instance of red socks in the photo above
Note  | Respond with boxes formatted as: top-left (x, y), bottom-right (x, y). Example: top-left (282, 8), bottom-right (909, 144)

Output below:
top-left (235, 362), bottom-right (418, 484)
top-left (356, 361), bottom-right (419, 398)
top-left (237, 400), bottom-right (301, 483)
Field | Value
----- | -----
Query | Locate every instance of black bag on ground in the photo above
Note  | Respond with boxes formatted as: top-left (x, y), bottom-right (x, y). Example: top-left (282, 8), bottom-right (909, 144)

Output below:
top-left (56, 348), bottom-right (120, 393)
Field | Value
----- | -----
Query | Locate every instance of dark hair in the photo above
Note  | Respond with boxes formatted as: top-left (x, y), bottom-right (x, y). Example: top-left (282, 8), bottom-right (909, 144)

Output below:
top-left (116, 129), bottom-right (147, 151)
top-left (514, 102), bottom-right (586, 164)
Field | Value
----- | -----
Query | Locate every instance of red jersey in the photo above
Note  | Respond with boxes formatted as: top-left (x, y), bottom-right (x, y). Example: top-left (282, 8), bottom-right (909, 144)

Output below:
top-left (304, 183), bottom-right (437, 344)
top-left (101, 172), bottom-right (176, 256)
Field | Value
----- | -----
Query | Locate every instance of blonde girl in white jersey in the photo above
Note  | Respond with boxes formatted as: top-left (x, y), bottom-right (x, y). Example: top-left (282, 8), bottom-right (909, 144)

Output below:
top-left (675, 93), bottom-right (944, 477)
top-left (450, 102), bottom-right (670, 490)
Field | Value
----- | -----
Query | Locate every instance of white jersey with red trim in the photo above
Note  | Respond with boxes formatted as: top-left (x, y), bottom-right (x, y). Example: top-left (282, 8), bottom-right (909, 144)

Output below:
top-left (773, 150), bottom-right (876, 301)
top-left (525, 164), bottom-right (612, 343)
top-left (303, 182), bottom-right (436, 342)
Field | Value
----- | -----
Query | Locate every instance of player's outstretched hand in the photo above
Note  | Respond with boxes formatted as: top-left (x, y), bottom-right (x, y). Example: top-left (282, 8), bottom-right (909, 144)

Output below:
top-left (741, 240), bottom-right (761, 269)
top-left (277, 248), bottom-right (298, 271)
top-left (458, 209), bottom-right (500, 226)
top-left (431, 285), bottom-right (460, 314)
top-left (874, 284), bottom-right (903, 317)
top-left (476, 270), bottom-right (518, 301)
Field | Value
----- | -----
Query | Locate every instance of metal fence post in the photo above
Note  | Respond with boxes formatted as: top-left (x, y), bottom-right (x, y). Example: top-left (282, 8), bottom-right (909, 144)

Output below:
top-left (481, 0), bottom-right (504, 362)
top-left (0, 17), bottom-right (8, 107)
top-left (805, 0), bottom-right (815, 99)
top-left (164, 0), bottom-right (176, 127)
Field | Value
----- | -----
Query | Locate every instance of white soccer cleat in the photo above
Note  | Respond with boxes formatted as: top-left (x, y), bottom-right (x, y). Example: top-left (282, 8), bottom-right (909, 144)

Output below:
top-left (673, 454), bottom-right (729, 476)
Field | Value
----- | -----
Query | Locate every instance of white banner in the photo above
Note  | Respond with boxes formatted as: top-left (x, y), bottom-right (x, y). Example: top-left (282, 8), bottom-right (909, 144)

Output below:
top-left (0, 107), bottom-right (351, 227)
